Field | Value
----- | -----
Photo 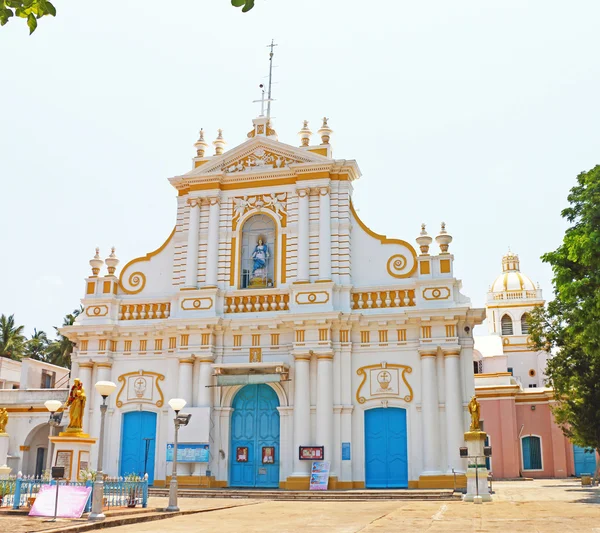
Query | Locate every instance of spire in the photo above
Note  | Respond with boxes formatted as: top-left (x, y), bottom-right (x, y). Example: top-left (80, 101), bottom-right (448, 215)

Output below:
top-left (502, 250), bottom-right (520, 272)
top-left (435, 222), bottom-right (453, 254)
top-left (298, 120), bottom-right (312, 147)
top-left (213, 129), bottom-right (226, 156)
top-left (105, 247), bottom-right (120, 277)
top-left (193, 128), bottom-right (209, 157)
top-left (415, 223), bottom-right (433, 255)
top-left (266, 39), bottom-right (277, 119)
top-left (89, 248), bottom-right (103, 277)
top-left (317, 117), bottom-right (333, 145)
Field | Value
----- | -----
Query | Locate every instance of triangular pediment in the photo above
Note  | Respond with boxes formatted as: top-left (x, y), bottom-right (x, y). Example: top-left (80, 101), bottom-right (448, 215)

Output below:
top-left (183, 136), bottom-right (332, 178)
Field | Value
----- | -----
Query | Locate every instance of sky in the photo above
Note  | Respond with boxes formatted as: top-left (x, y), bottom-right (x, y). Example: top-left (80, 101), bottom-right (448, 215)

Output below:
top-left (1, 1), bottom-right (599, 339)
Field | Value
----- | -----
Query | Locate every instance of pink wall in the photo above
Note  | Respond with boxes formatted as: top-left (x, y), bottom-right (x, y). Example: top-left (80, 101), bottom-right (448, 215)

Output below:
top-left (479, 396), bottom-right (574, 479)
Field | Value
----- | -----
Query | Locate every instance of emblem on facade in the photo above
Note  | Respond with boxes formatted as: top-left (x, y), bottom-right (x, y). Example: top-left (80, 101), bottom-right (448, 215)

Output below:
top-left (116, 370), bottom-right (165, 408)
top-left (356, 361), bottom-right (413, 404)
top-left (231, 193), bottom-right (287, 229)
top-left (221, 148), bottom-right (297, 174)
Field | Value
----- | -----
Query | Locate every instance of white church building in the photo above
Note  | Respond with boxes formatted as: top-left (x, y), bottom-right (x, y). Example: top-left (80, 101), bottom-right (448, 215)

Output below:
top-left (63, 115), bottom-right (485, 490)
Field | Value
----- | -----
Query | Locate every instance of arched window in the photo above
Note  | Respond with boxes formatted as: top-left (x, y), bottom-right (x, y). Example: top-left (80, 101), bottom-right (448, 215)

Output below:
top-left (501, 314), bottom-right (513, 335)
top-left (240, 214), bottom-right (276, 289)
top-left (473, 360), bottom-right (483, 374)
top-left (521, 435), bottom-right (542, 470)
top-left (521, 313), bottom-right (530, 334)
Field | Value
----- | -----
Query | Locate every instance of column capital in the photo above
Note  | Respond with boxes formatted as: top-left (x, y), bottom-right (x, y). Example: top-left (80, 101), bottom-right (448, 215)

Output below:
top-left (187, 197), bottom-right (201, 208)
top-left (178, 358), bottom-right (195, 365)
top-left (296, 187), bottom-right (310, 198)
top-left (419, 348), bottom-right (438, 358)
top-left (206, 195), bottom-right (221, 206)
top-left (292, 351), bottom-right (312, 361)
top-left (319, 186), bottom-right (330, 196)
top-left (443, 347), bottom-right (461, 357)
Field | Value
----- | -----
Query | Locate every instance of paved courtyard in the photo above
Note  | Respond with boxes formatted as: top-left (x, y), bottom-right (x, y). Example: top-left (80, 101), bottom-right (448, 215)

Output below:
top-left (2, 479), bottom-right (599, 533)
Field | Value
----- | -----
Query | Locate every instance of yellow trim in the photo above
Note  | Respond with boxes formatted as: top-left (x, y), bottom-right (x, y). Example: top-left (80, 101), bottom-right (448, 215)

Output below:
top-left (487, 303), bottom-right (544, 309)
top-left (85, 305), bottom-right (108, 317)
top-left (295, 291), bottom-right (330, 305)
top-left (181, 297), bottom-right (214, 310)
top-left (418, 474), bottom-right (466, 489)
top-left (230, 236), bottom-right (236, 286)
top-left (118, 227), bottom-right (176, 295)
top-left (51, 436), bottom-right (97, 444)
top-left (307, 147), bottom-right (328, 156)
top-left (86, 282), bottom-right (95, 295)
top-left (116, 370), bottom-right (165, 408)
top-left (422, 287), bottom-right (451, 300)
top-left (419, 261), bottom-right (430, 275)
top-left (281, 234), bottom-right (287, 283)
top-left (356, 363), bottom-right (413, 404)
top-left (179, 358), bottom-right (195, 364)
top-left (350, 201), bottom-right (418, 277)
top-left (77, 449), bottom-right (90, 475)
top-left (96, 363), bottom-right (112, 369)
top-left (19, 446), bottom-right (30, 451)
top-left (102, 281), bottom-right (112, 294)
top-left (440, 259), bottom-right (451, 274)
top-left (475, 372), bottom-right (512, 378)
top-left (464, 431), bottom-right (487, 442)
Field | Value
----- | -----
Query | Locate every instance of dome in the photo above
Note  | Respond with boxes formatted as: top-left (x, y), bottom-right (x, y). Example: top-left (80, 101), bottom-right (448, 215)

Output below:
top-left (490, 251), bottom-right (537, 293)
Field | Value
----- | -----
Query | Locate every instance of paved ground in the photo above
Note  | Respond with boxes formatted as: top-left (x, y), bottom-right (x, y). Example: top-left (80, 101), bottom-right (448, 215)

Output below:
top-left (3, 479), bottom-right (600, 533)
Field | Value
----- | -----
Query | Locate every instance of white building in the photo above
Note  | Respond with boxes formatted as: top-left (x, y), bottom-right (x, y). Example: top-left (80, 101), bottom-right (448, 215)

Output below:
top-left (63, 115), bottom-right (484, 489)
top-left (0, 357), bottom-right (69, 476)
top-left (473, 251), bottom-right (548, 387)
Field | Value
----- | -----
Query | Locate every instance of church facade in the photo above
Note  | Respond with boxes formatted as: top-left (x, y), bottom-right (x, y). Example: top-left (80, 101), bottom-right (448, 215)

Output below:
top-left (64, 115), bottom-right (484, 489)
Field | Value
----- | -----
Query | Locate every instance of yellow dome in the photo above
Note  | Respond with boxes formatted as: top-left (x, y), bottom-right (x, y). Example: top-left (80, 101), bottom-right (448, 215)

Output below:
top-left (490, 251), bottom-right (537, 293)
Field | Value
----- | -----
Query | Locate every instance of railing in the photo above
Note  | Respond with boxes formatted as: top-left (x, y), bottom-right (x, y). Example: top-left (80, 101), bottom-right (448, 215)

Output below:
top-left (119, 302), bottom-right (171, 320)
top-left (492, 290), bottom-right (541, 301)
top-left (351, 289), bottom-right (416, 310)
top-left (225, 291), bottom-right (290, 313)
top-left (1, 473), bottom-right (147, 511)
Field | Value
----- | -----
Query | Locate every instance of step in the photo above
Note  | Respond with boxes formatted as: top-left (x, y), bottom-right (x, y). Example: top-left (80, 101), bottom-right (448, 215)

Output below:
top-left (148, 488), bottom-right (461, 501)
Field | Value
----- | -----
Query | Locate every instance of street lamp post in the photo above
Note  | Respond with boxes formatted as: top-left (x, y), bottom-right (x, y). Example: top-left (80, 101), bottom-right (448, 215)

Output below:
top-left (89, 381), bottom-right (117, 520)
top-left (44, 400), bottom-right (63, 474)
top-left (166, 398), bottom-right (191, 512)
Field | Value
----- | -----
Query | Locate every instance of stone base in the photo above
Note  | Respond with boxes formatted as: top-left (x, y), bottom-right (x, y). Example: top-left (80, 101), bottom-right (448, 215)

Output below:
top-left (462, 429), bottom-right (492, 502)
top-left (418, 474), bottom-right (467, 490)
top-left (159, 475), bottom-right (217, 488)
top-left (0, 465), bottom-right (11, 479)
top-left (49, 434), bottom-right (97, 482)
top-left (0, 434), bottom-right (9, 467)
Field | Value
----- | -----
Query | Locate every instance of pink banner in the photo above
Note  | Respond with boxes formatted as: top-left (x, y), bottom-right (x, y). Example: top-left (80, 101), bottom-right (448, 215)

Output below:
top-left (29, 484), bottom-right (92, 518)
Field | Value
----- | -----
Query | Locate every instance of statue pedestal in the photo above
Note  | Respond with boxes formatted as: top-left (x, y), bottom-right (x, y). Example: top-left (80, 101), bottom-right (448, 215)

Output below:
top-left (0, 433), bottom-right (10, 478)
top-left (49, 432), bottom-right (97, 482)
top-left (463, 431), bottom-right (492, 503)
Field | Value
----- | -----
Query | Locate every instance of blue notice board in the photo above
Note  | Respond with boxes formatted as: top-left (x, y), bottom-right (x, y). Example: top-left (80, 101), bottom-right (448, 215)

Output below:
top-left (166, 443), bottom-right (209, 463)
top-left (342, 442), bottom-right (351, 461)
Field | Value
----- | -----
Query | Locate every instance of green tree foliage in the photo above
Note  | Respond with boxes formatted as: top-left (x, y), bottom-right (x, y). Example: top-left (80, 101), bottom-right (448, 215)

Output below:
top-left (46, 306), bottom-right (82, 368)
top-left (231, 0), bottom-right (255, 12)
top-left (25, 328), bottom-right (50, 361)
top-left (529, 165), bottom-right (600, 465)
top-left (0, 0), bottom-right (56, 34)
top-left (0, 314), bottom-right (26, 360)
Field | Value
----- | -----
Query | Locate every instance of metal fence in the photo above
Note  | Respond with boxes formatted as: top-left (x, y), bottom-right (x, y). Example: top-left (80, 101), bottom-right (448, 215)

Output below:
top-left (0, 473), bottom-right (147, 511)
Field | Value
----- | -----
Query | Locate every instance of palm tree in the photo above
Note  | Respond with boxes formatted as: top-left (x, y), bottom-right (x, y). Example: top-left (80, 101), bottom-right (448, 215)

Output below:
top-left (0, 314), bottom-right (26, 360)
top-left (25, 329), bottom-right (50, 361)
top-left (47, 307), bottom-right (82, 368)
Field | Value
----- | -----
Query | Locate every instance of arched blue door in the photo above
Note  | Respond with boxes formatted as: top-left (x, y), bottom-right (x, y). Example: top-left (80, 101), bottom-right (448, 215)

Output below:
top-left (365, 407), bottom-right (408, 488)
top-left (230, 384), bottom-right (280, 488)
top-left (120, 411), bottom-right (157, 484)
top-left (573, 445), bottom-right (597, 476)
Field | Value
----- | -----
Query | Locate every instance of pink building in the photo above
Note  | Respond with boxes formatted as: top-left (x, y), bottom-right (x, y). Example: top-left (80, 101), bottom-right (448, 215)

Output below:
top-left (473, 253), bottom-right (597, 479)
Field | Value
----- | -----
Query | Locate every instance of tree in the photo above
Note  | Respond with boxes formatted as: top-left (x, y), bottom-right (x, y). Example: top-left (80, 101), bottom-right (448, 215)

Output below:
top-left (2, 0), bottom-right (255, 34)
top-left (25, 328), bottom-right (49, 361)
top-left (0, 0), bottom-right (56, 34)
top-left (0, 314), bottom-right (26, 360)
top-left (529, 164), bottom-right (600, 479)
top-left (46, 306), bottom-right (82, 368)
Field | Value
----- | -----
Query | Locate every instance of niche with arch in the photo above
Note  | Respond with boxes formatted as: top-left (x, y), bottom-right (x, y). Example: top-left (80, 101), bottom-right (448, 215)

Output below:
top-left (240, 214), bottom-right (276, 289)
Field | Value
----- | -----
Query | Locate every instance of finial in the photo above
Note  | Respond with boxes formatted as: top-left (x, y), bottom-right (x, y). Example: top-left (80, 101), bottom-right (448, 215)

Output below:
top-left (416, 223), bottom-right (433, 255)
top-left (435, 222), bottom-right (453, 254)
top-left (105, 246), bottom-right (120, 276)
top-left (89, 247), bottom-right (103, 277)
top-left (298, 120), bottom-right (312, 147)
top-left (194, 128), bottom-right (209, 157)
top-left (502, 250), bottom-right (520, 272)
top-left (317, 117), bottom-right (333, 145)
top-left (213, 129), bottom-right (226, 156)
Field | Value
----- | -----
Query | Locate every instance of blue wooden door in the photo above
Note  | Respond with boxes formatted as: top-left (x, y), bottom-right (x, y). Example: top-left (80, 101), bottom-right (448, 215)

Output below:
top-left (120, 411), bottom-right (157, 484)
top-left (230, 384), bottom-right (280, 488)
top-left (365, 408), bottom-right (408, 488)
top-left (573, 445), bottom-right (597, 476)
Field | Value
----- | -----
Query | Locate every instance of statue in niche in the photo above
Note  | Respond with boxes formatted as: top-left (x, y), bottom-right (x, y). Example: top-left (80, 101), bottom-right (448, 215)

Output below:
top-left (249, 236), bottom-right (271, 287)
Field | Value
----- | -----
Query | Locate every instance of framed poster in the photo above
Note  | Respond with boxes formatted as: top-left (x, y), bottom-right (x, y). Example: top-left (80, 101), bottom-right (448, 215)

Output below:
top-left (342, 442), bottom-right (351, 461)
top-left (309, 461), bottom-right (331, 491)
top-left (166, 443), bottom-right (210, 463)
top-left (262, 446), bottom-right (275, 464)
top-left (78, 450), bottom-right (90, 474)
top-left (299, 446), bottom-right (324, 461)
top-left (236, 446), bottom-right (248, 462)
top-left (55, 450), bottom-right (73, 480)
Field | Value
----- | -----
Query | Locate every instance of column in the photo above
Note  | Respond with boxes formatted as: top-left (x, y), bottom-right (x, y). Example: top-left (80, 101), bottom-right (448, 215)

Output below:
top-left (77, 363), bottom-right (93, 435)
top-left (177, 359), bottom-right (194, 476)
top-left (296, 188), bottom-right (310, 282)
top-left (196, 359), bottom-right (213, 408)
top-left (340, 341), bottom-right (353, 482)
top-left (318, 187), bottom-right (331, 280)
top-left (444, 349), bottom-right (464, 473)
top-left (292, 353), bottom-right (311, 476)
top-left (205, 196), bottom-right (221, 286)
top-left (316, 353), bottom-right (334, 473)
top-left (185, 198), bottom-right (201, 288)
top-left (420, 349), bottom-right (441, 474)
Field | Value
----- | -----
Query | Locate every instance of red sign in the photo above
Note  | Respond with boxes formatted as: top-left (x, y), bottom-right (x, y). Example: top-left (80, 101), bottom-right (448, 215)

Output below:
top-left (262, 446), bottom-right (275, 464)
top-left (29, 484), bottom-right (92, 518)
top-left (299, 446), bottom-right (324, 460)
top-left (236, 446), bottom-right (248, 462)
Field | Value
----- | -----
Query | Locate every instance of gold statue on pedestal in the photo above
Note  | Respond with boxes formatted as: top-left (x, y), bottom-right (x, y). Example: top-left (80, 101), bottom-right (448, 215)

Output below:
top-left (468, 395), bottom-right (481, 431)
top-left (0, 408), bottom-right (8, 434)
top-left (62, 379), bottom-right (87, 435)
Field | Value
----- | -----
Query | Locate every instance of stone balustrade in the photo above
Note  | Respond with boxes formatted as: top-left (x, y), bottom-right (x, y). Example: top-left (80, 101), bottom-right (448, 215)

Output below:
top-left (225, 291), bottom-right (290, 313)
top-left (351, 289), bottom-right (416, 310)
top-left (119, 302), bottom-right (171, 320)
